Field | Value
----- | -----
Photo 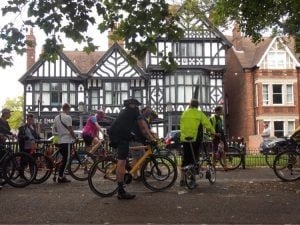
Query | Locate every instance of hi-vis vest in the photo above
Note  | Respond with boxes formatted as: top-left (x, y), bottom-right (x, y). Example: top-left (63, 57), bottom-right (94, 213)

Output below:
top-left (210, 114), bottom-right (224, 131)
top-left (180, 108), bottom-right (215, 142)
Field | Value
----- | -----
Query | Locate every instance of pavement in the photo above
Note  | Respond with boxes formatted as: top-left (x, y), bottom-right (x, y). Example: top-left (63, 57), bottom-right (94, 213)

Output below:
top-left (1, 167), bottom-right (300, 225)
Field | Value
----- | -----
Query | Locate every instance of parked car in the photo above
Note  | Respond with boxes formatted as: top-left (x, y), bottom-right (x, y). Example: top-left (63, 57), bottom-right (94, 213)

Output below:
top-left (164, 130), bottom-right (181, 151)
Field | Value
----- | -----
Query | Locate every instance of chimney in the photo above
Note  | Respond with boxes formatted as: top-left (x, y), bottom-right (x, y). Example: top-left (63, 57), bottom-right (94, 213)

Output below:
top-left (232, 23), bottom-right (242, 51)
top-left (107, 23), bottom-right (125, 49)
top-left (26, 28), bottom-right (36, 70)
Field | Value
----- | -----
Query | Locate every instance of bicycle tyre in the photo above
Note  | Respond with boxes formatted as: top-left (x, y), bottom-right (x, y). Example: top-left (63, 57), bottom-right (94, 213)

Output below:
top-left (68, 150), bottom-right (96, 181)
top-left (265, 153), bottom-right (277, 168)
top-left (32, 153), bottom-right (53, 184)
top-left (3, 152), bottom-right (37, 188)
top-left (184, 169), bottom-right (196, 190)
top-left (206, 164), bottom-right (216, 184)
top-left (88, 157), bottom-right (118, 197)
top-left (273, 150), bottom-right (300, 182)
top-left (220, 146), bottom-right (242, 170)
top-left (141, 155), bottom-right (177, 192)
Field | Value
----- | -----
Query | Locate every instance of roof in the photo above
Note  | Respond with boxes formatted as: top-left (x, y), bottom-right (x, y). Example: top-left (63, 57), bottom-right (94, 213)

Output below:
top-left (63, 51), bottom-right (105, 74)
top-left (226, 35), bottom-right (299, 68)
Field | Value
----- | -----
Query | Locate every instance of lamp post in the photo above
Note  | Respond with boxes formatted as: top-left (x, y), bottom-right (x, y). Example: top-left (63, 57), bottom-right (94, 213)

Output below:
top-left (166, 102), bottom-right (173, 134)
top-left (78, 102), bottom-right (85, 130)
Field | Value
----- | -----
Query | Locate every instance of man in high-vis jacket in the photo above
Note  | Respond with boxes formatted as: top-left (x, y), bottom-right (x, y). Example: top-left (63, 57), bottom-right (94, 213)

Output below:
top-left (210, 106), bottom-right (228, 167)
top-left (180, 99), bottom-right (215, 186)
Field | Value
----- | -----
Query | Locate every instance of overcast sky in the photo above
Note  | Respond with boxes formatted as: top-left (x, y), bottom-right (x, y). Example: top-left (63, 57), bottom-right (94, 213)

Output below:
top-left (0, 1), bottom-right (109, 109)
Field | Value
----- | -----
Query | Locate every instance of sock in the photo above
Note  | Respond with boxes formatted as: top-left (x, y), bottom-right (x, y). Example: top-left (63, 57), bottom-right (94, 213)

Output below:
top-left (118, 182), bottom-right (125, 193)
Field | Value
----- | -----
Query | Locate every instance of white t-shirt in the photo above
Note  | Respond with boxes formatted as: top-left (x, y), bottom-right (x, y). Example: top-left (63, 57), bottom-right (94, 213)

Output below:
top-left (53, 112), bottom-right (74, 144)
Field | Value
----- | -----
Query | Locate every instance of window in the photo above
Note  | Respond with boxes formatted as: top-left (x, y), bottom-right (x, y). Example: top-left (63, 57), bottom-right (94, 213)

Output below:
top-left (262, 83), bottom-right (294, 106)
top-left (104, 82), bottom-right (128, 105)
top-left (274, 121), bottom-right (284, 137)
top-left (287, 121), bottom-right (295, 136)
top-left (262, 84), bottom-right (269, 105)
top-left (272, 84), bottom-right (282, 104)
top-left (286, 84), bottom-right (293, 104)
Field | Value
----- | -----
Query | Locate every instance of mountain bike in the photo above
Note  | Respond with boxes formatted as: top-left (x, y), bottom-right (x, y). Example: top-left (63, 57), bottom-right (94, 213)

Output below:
top-left (182, 137), bottom-right (216, 189)
top-left (272, 138), bottom-right (300, 182)
top-left (88, 141), bottom-right (177, 197)
top-left (0, 135), bottom-right (37, 188)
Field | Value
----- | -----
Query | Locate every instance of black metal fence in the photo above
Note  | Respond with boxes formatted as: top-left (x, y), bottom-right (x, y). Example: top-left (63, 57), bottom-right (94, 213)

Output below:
top-left (4, 139), bottom-right (272, 168)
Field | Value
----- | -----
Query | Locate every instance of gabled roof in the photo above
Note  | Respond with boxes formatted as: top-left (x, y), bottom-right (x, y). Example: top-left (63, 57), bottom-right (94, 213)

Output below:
top-left (88, 42), bottom-right (147, 78)
top-left (226, 35), bottom-right (299, 68)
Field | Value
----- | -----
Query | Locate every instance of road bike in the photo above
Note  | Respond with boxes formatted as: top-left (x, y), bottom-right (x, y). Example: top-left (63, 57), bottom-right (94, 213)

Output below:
top-left (272, 138), bottom-right (300, 182)
top-left (182, 137), bottom-right (216, 189)
top-left (88, 142), bottom-right (178, 197)
top-left (0, 135), bottom-right (37, 188)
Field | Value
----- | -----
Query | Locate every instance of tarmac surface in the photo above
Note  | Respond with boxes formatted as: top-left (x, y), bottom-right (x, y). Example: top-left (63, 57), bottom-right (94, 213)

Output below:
top-left (1, 167), bottom-right (300, 225)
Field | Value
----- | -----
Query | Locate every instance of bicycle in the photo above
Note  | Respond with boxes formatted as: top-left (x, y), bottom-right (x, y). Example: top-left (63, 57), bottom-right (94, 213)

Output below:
top-left (88, 141), bottom-right (178, 197)
top-left (182, 137), bottom-right (216, 189)
top-left (202, 134), bottom-right (243, 170)
top-left (0, 135), bottom-right (37, 188)
top-left (31, 140), bottom-right (95, 184)
top-left (272, 138), bottom-right (300, 182)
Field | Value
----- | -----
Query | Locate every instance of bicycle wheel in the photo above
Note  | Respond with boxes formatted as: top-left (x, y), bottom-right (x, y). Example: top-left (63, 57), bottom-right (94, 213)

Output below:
top-left (141, 155), bottom-right (177, 192)
top-left (184, 169), bottom-right (197, 189)
top-left (32, 153), bottom-right (53, 184)
top-left (3, 152), bottom-right (37, 188)
top-left (68, 150), bottom-right (95, 181)
top-left (220, 146), bottom-right (242, 170)
top-left (265, 152), bottom-right (277, 168)
top-left (273, 150), bottom-right (300, 182)
top-left (88, 157), bottom-right (118, 197)
top-left (205, 164), bottom-right (216, 184)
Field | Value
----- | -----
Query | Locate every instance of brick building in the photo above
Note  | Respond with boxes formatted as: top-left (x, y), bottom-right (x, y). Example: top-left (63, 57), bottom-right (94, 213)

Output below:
top-left (224, 25), bottom-right (300, 149)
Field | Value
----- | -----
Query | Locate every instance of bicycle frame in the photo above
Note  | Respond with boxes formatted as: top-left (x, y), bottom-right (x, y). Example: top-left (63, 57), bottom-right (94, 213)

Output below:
top-left (128, 145), bottom-right (152, 175)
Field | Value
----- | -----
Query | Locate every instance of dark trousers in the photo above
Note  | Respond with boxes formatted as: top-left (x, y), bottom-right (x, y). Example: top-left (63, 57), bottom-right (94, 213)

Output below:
top-left (213, 133), bottom-right (228, 152)
top-left (182, 141), bottom-right (200, 167)
top-left (58, 143), bottom-right (71, 178)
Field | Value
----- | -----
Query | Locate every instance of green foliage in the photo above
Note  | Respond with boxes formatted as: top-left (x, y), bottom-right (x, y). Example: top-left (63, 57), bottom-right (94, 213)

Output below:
top-left (3, 96), bottom-right (24, 130)
top-left (0, 0), bottom-right (299, 69)
top-left (211, 0), bottom-right (300, 46)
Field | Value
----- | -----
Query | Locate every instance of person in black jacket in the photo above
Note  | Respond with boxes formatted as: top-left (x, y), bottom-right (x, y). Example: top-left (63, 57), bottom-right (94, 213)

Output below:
top-left (0, 108), bottom-right (14, 146)
top-left (17, 114), bottom-right (40, 154)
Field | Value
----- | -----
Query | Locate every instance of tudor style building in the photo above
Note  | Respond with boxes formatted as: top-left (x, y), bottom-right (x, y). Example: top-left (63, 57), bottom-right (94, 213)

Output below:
top-left (224, 25), bottom-right (300, 148)
top-left (19, 8), bottom-right (231, 138)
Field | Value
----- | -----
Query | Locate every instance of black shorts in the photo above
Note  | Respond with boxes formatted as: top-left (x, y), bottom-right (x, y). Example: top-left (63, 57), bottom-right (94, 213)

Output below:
top-left (82, 133), bottom-right (93, 147)
top-left (116, 140), bottom-right (130, 160)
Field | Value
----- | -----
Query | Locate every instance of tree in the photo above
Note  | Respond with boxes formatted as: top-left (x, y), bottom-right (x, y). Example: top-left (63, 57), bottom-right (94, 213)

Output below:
top-left (0, 0), bottom-right (184, 69)
top-left (211, 0), bottom-right (300, 48)
top-left (3, 96), bottom-right (24, 131)
top-left (0, 0), bottom-right (299, 69)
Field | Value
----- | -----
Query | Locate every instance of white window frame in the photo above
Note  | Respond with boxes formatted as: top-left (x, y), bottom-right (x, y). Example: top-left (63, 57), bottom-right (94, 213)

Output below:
top-left (262, 83), bottom-right (294, 106)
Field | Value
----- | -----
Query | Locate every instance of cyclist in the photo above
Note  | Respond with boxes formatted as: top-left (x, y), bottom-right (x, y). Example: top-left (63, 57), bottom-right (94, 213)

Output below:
top-left (53, 103), bottom-right (77, 183)
top-left (109, 99), bottom-right (156, 200)
top-left (17, 114), bottom-right (40, 155)
top-left (180, 99), bottom-right (215, 186)
top-left (82, 110), bottom-right (106, 155)
top-left (0, 108), bottom-right (15, 144)
top-left (130, 106), bottom-right (158, 181)
top-left (210, 106), bottom-right (228, 168)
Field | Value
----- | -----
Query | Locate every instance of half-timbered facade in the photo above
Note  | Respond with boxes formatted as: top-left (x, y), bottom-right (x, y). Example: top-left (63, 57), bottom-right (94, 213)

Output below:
top-left (19, 10), bottom-right (231, 138)
top-left (146, 7), bottom-right (231, 134)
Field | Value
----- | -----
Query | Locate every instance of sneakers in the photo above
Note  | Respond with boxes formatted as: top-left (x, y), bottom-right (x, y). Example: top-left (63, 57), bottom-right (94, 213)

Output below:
top-left (117, 191), bottom-right (136, 200)
top-left (57, 177), bottom-right (71, 183)
top-left (133, 176), bottom-right (142, 182)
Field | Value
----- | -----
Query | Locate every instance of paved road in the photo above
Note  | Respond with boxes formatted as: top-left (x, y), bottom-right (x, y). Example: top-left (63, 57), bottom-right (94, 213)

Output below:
top-left (1, 168), bottom-right (300, 225)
